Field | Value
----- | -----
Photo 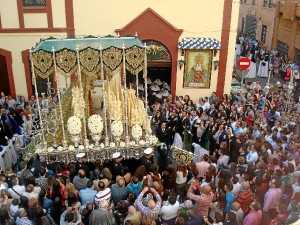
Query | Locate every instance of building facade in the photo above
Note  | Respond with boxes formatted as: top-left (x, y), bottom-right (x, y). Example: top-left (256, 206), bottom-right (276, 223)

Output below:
top-left (238, 0), bottom-right (277, 49)
top-left (0, 0), bottom-right (239, 101)
top-left (272, 0), bottom-right (300, 65)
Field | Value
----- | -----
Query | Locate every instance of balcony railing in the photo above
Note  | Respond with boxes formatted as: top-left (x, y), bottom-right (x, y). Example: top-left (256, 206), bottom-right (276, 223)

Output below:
top-left (23, 0), bottom-right (46, 7)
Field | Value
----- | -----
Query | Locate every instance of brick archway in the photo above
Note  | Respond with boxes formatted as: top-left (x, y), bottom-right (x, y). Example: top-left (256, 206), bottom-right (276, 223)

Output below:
top-left (0, 49), bottom-right (16, 98)
top-left (116, 8), bottom-right (183, 97)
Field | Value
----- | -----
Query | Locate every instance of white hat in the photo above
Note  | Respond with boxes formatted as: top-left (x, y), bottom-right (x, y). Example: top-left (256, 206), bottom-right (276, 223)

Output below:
top-left (112, 152), bottom-right (121, 159)
top-left (76, 152), bottom-right (86, 158)
top-left (144, 148), bottom-right (153, 155)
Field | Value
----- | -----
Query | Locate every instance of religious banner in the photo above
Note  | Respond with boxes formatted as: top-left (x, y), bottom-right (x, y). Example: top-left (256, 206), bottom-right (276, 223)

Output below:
top-left (183, 50), bottom-right (212, 88)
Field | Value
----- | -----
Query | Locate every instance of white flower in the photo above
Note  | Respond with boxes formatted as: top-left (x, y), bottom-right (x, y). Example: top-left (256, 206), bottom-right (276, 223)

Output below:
top-left (67, 116), bottom-right (82, 135)
top-left (68, 145), bottom-right (75, 151)
top-left (100, 143), bottom-right (105, 149)
top-left (48, 147), bottom-right (54, 152)
top-left (57, 146), bottom-right (63, 152)
top-left (111, 121), bottom-right (123, 137)
top-left (130, 141), bottom-right (135, 146)
top-left (89, 144), bottom-right (94, 149)
top-left (120, 142), bottom-right (125, 147)
top-left (110, 142), bottom-right (116, 148)
top-left (88, 115), bottom-right (104, 134)
top-left (139, 140), bottom-right (146, 146)
top-left (78, 145), bottom-right (84, 150)
top-left (132, 125), bottom-right (142, 139)
top-left (149, 135), bottom-right (158, 146)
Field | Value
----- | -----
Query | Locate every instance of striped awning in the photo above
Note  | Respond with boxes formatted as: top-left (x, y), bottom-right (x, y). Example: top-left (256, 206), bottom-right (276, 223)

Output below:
top-left (178, 37), bottom-right (221, 50)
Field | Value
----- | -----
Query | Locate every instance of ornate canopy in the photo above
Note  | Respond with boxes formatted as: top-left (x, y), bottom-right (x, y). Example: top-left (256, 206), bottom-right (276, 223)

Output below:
top-left (30, 36), bottom-right (146, 78)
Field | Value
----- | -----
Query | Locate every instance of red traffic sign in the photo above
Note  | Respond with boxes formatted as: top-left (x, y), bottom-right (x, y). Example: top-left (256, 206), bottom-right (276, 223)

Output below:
top-left (238, 57), bottom-right (251, 70)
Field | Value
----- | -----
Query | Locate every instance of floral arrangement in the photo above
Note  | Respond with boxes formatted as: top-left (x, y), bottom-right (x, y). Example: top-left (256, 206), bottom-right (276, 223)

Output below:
top-left (78, 145), bottom-right (84, 151)
top-left (132, 125), bottom-right (142, 140)
top-left (68, 145), bottom-right (75, 151)
top-left (149, 135), bottom-right (159, 146)
top-left (100, 143), bottom-right (105, 149)
top-left (110, 142), bottom-right (116, 148)
top-left (139, 140), bottom-right (146, 146)
top-left (88, 115), bottom-right (104, 134)
top-left (111, 120), bottom-right (123, 137)
top-left (57, 146), bottom-right (63, 152)
top-left (120, 142), bottom-right (126, 147)
top-left (47, 147), bottom-right (54, 152)
top-left (89, 144), bottom-right (94, 150)
top-left (67, 116), bottom-right (82, 135)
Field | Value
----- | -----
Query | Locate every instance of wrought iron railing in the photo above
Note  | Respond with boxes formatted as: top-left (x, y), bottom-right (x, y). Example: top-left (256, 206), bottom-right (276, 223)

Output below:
top-left (23, 0), bottom-right (46, 7)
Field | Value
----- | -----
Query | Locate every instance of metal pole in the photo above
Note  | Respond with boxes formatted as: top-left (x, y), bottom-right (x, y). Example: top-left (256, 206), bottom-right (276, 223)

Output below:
top-left (241, 69), bottom-right (245, 87)
top-left (100, 45), bottom-right (109, 147)
top-left (29, 48), bottom-right (46, 150)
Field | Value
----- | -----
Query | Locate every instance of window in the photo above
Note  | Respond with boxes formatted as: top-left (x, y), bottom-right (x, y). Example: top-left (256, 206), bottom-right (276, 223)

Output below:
top-left (261, 25), bottom-right (267, 43)
top-left (268, 0), bottom-right (272, 7)
top-left (253, 0), bottom-right (256, 5)
top-left (277, 41), bottom-right (289, 57)
top-left (263, 0), bottom-right (267, 7)
top-left (22, 0), bottom-right (46, 7)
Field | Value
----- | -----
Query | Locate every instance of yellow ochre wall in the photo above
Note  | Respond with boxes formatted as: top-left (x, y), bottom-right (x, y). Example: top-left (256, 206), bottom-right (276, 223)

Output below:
top-left (73, 0), bottom-right (239, 101)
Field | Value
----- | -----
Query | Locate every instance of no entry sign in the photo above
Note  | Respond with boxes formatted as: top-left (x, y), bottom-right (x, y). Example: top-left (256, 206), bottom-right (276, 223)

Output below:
top-left (238, 57), bottom-right (251, 70)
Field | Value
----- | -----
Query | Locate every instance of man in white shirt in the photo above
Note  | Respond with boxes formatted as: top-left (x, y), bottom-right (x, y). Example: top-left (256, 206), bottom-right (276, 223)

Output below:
top-left (22, 184), bottom-right (38, 200)
top-left (8, 176), bottom-right (25, 199)
top-left (202, 97), bottom-right (210, 111)
top-left (94, 181), bottom-right (111, 209)
top-left (160, 194), bottom-right (179, 224)
top-left (246, 144), bottom-right (258, 165)
top-left (231, 176), bottom-right (241, 197)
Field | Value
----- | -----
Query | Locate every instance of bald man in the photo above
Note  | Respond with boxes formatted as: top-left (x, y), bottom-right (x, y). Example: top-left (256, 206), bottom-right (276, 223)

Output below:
top-left (124, 206), bottom-right (142, 225)
top-left (135, 187), bottom-right (161, 221)
top-left (231, 202), bottom-right (244, 225)
top-left (187, 182), bottom-right (214, 217)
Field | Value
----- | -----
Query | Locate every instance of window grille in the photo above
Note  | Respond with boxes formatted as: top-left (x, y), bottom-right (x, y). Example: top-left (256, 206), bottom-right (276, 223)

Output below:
top-left (23, 0), bottom-right (46, 7)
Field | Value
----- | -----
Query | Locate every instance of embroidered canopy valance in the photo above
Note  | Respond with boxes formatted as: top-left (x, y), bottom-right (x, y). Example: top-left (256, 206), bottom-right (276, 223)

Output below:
top-left (30, 36), bottom-right (146, 78)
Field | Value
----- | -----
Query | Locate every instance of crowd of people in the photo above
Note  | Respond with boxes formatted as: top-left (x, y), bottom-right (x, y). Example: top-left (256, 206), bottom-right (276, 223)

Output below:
top-left (0, 66), bottom-right (300, 225)
top-left (235, 34), bottom-right (300, 84)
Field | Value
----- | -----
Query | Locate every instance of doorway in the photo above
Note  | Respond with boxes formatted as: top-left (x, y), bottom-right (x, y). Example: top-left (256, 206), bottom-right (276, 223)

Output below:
top-left (0, 54), bottom-right (11, 95)
top-left (144, 40), bottom-right (172, 85)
